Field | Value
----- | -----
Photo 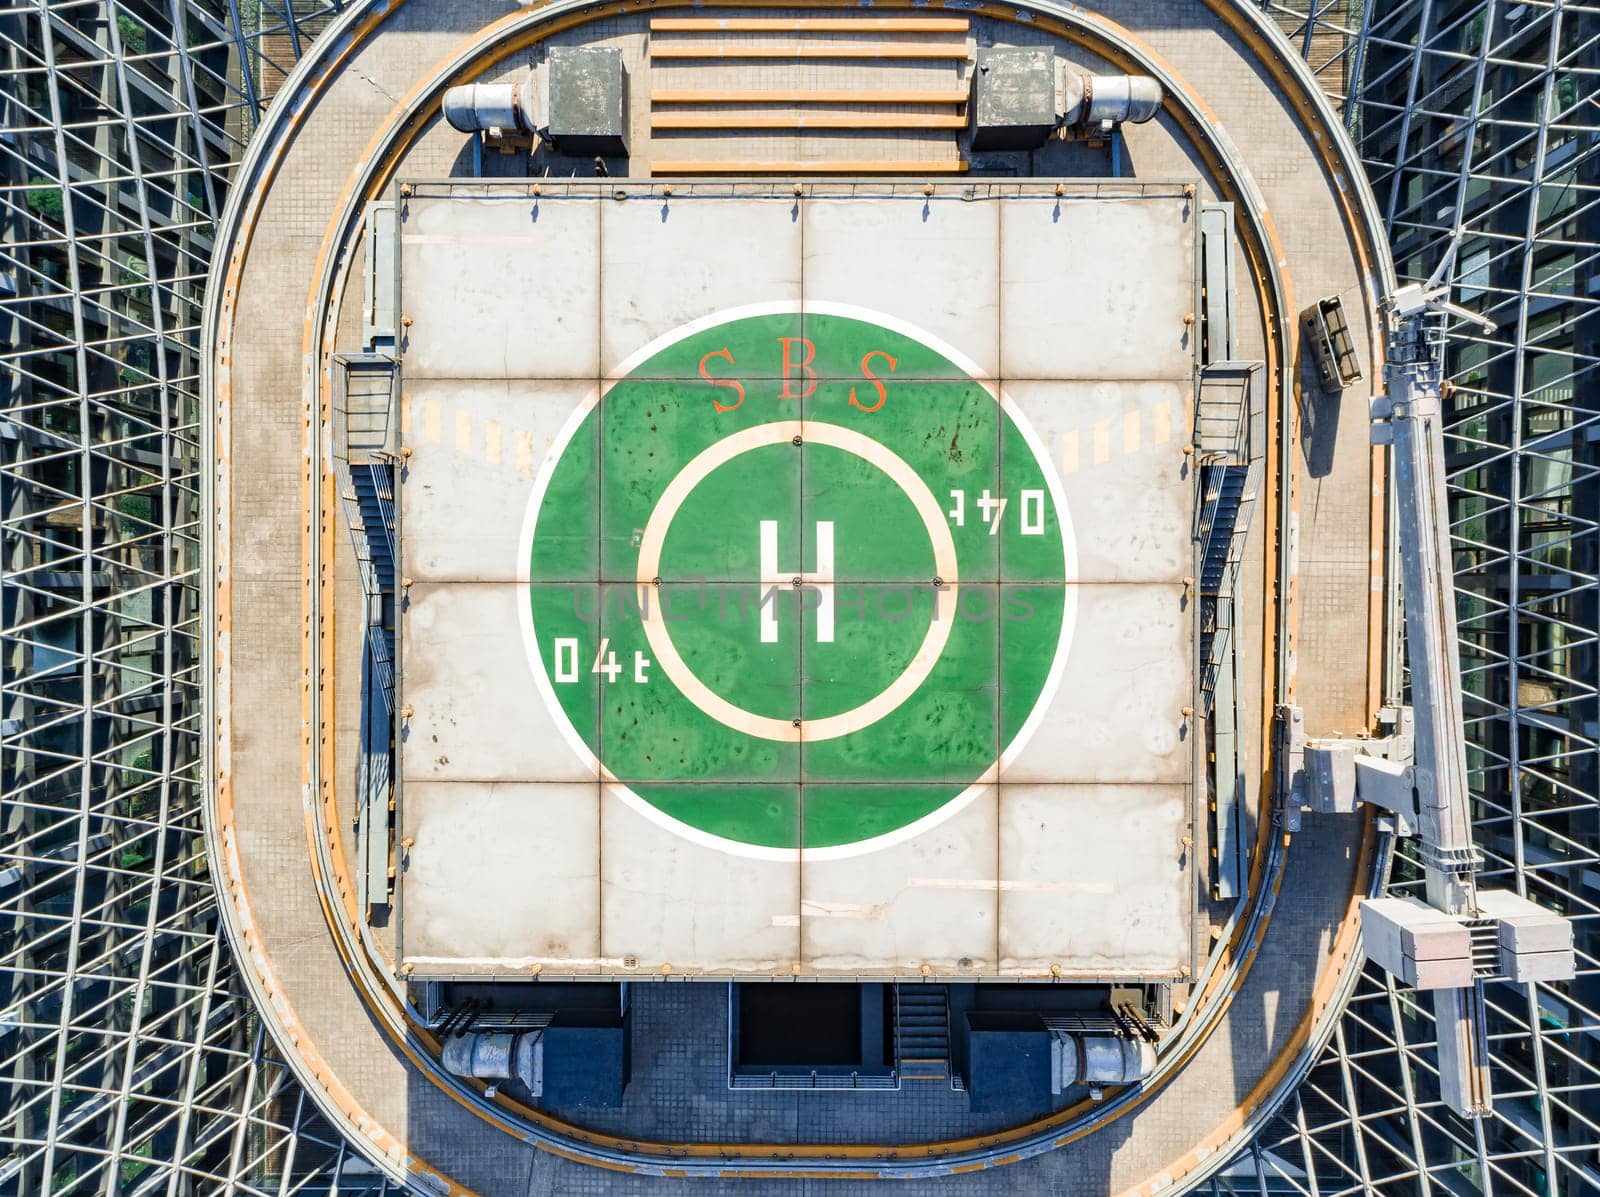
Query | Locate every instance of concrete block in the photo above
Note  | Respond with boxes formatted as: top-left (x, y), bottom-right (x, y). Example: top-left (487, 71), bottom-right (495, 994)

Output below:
top-left (1503, 949), bottom-right (1576, 984)
top-left (1476, 889), bottom-right (1574, 954)
top-left (1000, 380), bottom-right (1192, 584)
top-left (548, 47), bottom-right (627, 156)
top-left (1407, 917), bottom-right (1473, 961)
top-left (400, 193), bottom-right (600, 380)
top-left (972, 48), bottom-right (1056, 150)
top-left (804, 196), bottom-right (999, 379)
top-left (1410, 955), bottom-right (1476, 990)
top-left (998, 783), bottom-right (1189, 978)
top-left (999, 195), bottom-right (1194, 381)
top-left (400, 780), bottom-right (600, 975)
top-left (1360, 896), bottom-right (1472, 990)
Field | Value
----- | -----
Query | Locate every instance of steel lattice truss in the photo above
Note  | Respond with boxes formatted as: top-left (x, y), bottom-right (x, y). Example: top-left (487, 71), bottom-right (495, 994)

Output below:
top-left (0, 1), bottom-right (406, 1192)
top-left (0, 2), bottom-right (1595, 1194)
top-left (1212, 2), bottom-right (1600, 1194)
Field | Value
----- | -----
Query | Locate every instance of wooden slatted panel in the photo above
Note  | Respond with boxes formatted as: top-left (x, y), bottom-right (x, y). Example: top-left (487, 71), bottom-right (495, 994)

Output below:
top-left (650, 42), bottom-right (970, 60)
top-left (650, 16), bottom-right (970, 32)
top-left (645, 12), bottom-right (969, 176)
top-left (650, 159), bottom-right (970, 175)
top-left (652, 111), bottom-right (968, 130)
top-left (651, 88), bottom-right (971, 105)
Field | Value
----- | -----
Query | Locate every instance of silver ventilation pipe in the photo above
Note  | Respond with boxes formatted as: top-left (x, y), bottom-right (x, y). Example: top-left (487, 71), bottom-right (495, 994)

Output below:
top-left (1059, 72), bottom-right (1163, 130)
top-left (441, 80), bottom-right (539, 135)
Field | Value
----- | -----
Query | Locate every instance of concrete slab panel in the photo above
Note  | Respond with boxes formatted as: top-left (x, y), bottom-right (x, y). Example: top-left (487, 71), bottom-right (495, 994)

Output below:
top-left (601, 195), bottom-right (802, 377)
top-left (400, 781), bottom-right (600, 974)
top-left (997, 783), bottom-right (1188, 976)
top-left (801, 784), bottom-right (997, 974)
top-left (1001, 583), bottom-right (1191, 783)
top-left (1001, 379), bottom-right (1192, 584)
top-left (400, 194), bottom-right (600, 379)
top-left (599, 582), bottom-right (803, 786)
top-left (401, 582), bottom-right (599, 783)
top-left (600, 784), bottom-right (800, 973)
top-left (391, 186), bottom-right (1200, 978)
top-left (999, 195), bottom-right (1194, 381)
top-left (801, 584), bottom-right (1000, 785)
top-left (803, 196), bottom-right (999, 379)
top-left (802, 379), bottom-right (1001, 583)
top-left (400, 379), bottom-right (595, 583)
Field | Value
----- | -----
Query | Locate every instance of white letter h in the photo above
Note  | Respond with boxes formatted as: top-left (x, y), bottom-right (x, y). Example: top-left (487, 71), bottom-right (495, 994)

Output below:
top-left (759, 520), bottom-right (834, 644)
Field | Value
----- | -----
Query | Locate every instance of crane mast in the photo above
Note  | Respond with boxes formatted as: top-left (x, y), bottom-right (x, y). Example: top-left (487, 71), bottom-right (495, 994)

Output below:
top-left (1294, 278), bottom-right (1576, 1119)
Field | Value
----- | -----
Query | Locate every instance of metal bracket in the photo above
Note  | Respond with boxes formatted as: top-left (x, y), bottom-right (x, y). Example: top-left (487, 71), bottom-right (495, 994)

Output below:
top-left (1276, 704), bottom-right (1418, 835)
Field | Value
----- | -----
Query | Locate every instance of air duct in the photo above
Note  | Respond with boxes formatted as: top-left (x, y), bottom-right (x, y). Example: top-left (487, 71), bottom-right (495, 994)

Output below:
top-left (441, 81), bottom-right (539, 135)
top-left (1051, 1031), bottom-right (1156, 1098)
top-left (1059, 72), bottom-right (1164, 130)
top-left (439, 1031), bottom-right (543, 1097)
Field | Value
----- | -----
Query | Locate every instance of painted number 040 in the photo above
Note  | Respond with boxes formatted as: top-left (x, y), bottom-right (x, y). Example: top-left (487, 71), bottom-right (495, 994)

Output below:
top-left (552, 637), bottom-right (651, 685)
top-left (946, 489), bottom-right (1046, 535)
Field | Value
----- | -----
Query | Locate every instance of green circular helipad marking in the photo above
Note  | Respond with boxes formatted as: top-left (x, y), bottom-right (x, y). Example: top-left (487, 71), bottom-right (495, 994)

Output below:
top-left (524, 309), bottom-right (1074, 856)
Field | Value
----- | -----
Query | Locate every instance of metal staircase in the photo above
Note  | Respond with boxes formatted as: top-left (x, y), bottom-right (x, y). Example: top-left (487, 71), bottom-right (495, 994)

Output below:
top-left (331, 351), bottom-right (400, 912)
top-left (1193, 361), bottom-right (1263, 713)
top-left (349, 462), bottom-right (397, 707)
top-left (1196, 461), bottom-right (1255, 707)
top-left (894, 985), bottom-right (951, 1084)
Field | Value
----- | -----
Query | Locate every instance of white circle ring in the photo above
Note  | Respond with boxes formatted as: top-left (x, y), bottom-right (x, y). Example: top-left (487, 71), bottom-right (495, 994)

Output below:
top-left (633, 419), bottom-right (960, 744)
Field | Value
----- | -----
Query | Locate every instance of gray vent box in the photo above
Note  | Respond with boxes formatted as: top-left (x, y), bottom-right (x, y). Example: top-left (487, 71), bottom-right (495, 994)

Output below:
top-left (972, 47), bottom-right (1056, 150)
top-left (548, 46), bottom-right (627, 156)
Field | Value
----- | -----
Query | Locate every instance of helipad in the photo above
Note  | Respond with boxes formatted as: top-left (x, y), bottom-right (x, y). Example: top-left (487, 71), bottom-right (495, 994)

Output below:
top-left (395, 184), bottom-right (1196, 979)
top-left (204, 1), bottom-right (1397, 1186)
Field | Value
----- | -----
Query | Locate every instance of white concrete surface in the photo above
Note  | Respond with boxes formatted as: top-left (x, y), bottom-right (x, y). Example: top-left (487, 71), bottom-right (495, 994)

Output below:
top-left (401, 194), bottom-right (600, 379)
top-left (601, 785), bottom-right (800, 973)
top-left (998, 783), bottom-right (1189, 975)
top-left (803, 195), bottom-right (1000, 379)
top-left (400, 379), bottom-right (592, 583)
top-left (396, 186), bottom-right (1195, 977)
top-left (402, 582), bottom-right (597, 783)
top-left (402, 781), bottom-right (601, 971)
top-left (1001, 583), bottom-right (1192, 784)
top-left (1004, 379), bottom-right (1193, 583)
top-left (999, 195), bottom-right (1195, 381)
top-left (801, 785), bottom-right (998, 974)
top-left (601, 194), bottom-right (802, 376)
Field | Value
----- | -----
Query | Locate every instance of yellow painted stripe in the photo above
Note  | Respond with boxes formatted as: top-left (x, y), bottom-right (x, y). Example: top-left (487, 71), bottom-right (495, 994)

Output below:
top-left (651, 87), bottom-right (969, 104)
top-left (650, 16), bottom-right (969, 31)
top-left (651, 159), bottom-right (969, 175)
top-left (1060, 429), bottom-right (1080, 476)
top-left (652, 111), bottom-right (968, 130)
top-left (484, 418), bottom-right (502, 465)
top-left (650, 43), bottom-right (970, 60)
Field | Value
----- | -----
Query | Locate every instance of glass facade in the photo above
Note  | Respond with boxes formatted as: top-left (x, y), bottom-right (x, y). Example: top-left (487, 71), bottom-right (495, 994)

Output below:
top-left (1217, 2), bottom-right (1600, 1192)
top-left (0, 3), bottom-right (401, 1192)
top-left (1, 1), bottom-right (1594, 1192)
